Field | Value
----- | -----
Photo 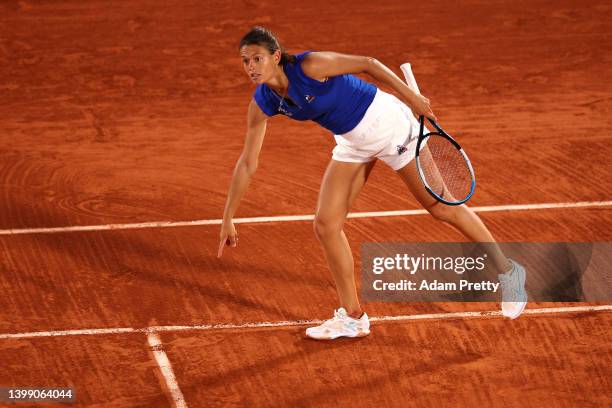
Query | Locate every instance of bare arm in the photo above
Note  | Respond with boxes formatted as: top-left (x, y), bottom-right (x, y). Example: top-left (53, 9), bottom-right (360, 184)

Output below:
top-left (301, 51), bottom-right (435, 119)
top-left (218, 99), bottom-right (268, 257)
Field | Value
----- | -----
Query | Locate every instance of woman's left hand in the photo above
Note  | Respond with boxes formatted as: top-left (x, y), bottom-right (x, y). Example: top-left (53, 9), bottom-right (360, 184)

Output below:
top-left (409, 94), bottom-right (436, 121)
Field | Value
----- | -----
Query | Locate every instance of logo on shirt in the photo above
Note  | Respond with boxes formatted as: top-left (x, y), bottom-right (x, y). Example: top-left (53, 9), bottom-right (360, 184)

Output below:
top-left (304, 94), bottom-right (316, 103)
top-left (397, 145), bottom-right (408, 155)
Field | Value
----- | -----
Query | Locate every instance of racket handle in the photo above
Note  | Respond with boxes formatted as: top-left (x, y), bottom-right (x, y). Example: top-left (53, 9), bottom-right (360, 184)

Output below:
top-left (400, 63), bottom-right (421, 95)
top-left (402, 63), bottom-right (439, 134)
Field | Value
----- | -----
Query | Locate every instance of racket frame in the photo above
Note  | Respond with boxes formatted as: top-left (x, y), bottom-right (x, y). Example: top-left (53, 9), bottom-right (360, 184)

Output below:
top-left (415, 115), bottom-right (476, 206)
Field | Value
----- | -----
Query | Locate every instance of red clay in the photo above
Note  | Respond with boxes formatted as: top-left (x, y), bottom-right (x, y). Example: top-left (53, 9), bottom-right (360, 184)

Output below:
top-left (0, 0), bottom-right (610, 406)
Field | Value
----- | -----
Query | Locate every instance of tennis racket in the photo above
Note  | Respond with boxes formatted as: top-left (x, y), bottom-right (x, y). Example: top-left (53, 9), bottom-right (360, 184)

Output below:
top-left (400, 63), bottom-right (476, 206)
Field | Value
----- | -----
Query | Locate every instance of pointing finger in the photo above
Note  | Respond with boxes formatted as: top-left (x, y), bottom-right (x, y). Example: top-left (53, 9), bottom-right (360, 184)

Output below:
top-left (217, 235), bottom-right (227, 258)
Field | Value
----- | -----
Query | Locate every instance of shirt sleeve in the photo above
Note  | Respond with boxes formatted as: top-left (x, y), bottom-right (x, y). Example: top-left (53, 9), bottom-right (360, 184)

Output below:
top-left (253, 85), bottom-right (279, 117)
top-left (293, 51), bottom-right (331, 90)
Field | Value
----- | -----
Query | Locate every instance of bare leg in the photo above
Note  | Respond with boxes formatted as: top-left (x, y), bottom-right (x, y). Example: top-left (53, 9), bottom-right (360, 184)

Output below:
top-left (314, 159), bottom-right (376, 318)
top-left (396, 159), bottom-right (511, 274)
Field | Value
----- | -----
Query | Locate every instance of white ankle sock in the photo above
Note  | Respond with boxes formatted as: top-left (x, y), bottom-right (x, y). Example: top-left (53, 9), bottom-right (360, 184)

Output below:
top-left (502, 259), bottom-right (515, 275)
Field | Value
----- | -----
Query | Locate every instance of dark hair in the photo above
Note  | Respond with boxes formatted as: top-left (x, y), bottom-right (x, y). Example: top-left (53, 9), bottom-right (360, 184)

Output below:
top-left (239, 26), bottom-right (296, 66)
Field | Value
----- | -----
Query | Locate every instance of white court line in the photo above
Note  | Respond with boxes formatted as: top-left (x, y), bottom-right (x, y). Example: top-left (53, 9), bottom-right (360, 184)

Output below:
top-left (147, 330), bottom-right (188, 408)
top-left (0, 200), bottom-right (611, 236)
top-left (1, 305), bottom-right (610, 340)
top-left (0, 327), bottom-right (140, 339)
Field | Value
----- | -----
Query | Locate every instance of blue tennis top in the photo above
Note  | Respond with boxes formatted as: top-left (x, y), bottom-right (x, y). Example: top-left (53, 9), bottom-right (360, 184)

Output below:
top-left (253, 51), bottom-right (377, 135)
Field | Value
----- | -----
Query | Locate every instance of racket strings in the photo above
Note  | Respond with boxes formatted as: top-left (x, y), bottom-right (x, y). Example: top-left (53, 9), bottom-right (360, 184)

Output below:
top-left (420, 135), bottom-right (473, 202)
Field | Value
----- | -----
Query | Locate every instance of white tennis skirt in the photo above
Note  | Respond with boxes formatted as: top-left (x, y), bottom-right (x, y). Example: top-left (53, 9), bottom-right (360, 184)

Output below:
top-left (332, 89), bottom-right (424, 171)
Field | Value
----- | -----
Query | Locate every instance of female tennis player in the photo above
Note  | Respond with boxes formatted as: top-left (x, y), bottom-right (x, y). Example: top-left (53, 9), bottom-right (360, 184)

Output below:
top-left (218, 27), bottom-right (527, 340)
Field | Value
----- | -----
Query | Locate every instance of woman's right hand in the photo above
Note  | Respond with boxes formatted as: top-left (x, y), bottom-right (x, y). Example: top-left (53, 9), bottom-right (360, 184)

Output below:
top-left (409, 93), bottom-right (436, 121)
top-left (217, 220), bottom-right (238, 258)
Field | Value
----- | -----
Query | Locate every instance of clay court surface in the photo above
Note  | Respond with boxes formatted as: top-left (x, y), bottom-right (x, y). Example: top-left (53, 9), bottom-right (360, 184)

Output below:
top-left (1, 0), bottom-right (611, 406)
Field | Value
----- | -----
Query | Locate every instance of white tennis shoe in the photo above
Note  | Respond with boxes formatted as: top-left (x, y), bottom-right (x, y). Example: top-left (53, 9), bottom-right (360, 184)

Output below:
top-left (305, 308), bottom-right (370, 340)
top-left (499, 259), bottom-right (528, 319)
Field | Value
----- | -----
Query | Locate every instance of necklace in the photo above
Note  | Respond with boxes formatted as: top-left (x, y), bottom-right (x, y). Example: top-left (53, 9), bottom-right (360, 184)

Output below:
top-left (272, 72), bottom-right (293, 114)
top-left (275, 87), bottom-right (290, 115)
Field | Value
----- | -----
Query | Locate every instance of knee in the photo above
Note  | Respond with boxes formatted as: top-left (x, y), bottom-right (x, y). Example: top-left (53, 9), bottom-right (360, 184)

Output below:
top-left (427, 203), bottom-right (464, 223)
top-left (313, 215), bottom-right (343, 241)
